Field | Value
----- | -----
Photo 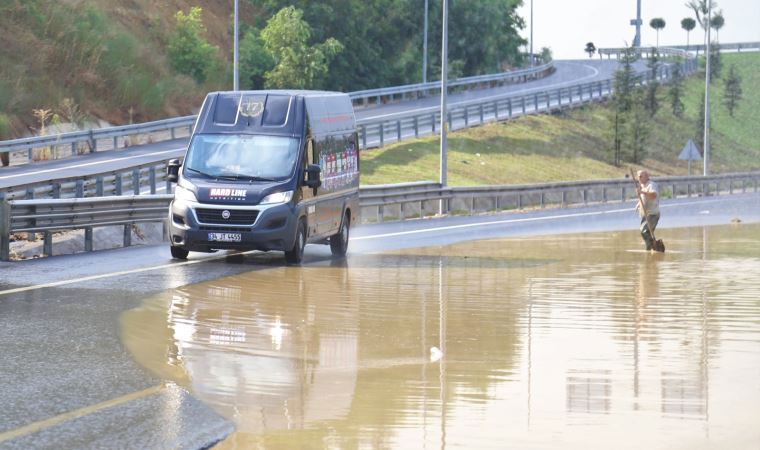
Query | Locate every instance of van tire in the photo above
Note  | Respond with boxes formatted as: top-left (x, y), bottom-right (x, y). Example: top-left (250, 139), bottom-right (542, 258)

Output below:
top-left (170, 246), bottom-right (189, 260)
top-left (285, 220), bottom-right (306, 264)
top-left (330, 211), bottom-right (350, 257)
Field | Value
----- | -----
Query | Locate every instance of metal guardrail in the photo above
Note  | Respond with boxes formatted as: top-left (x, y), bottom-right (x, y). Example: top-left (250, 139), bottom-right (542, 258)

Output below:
top-left (2, 172), bottom-right (758, 260)
top-left (359, 172), bottom-right (760, 223)
top-left (349, 62), bottom-right (554, 107)
top-left (356, 57), bottom-right (697, 148)
top-left (598, 42), bottom-right (760, 58)
top-left (0, 194), bottom-right (173, 260)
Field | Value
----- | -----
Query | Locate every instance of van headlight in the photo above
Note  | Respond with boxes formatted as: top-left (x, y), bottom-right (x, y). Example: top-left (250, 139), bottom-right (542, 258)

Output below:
top-left (174, 185), bottom-right (198, 204)
top-left (260, 190), bottom-right (293, 205)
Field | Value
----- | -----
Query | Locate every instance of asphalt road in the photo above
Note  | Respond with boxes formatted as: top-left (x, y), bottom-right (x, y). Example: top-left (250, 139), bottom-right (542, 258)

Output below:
top-left (0, 192), bottom-right (758, 449)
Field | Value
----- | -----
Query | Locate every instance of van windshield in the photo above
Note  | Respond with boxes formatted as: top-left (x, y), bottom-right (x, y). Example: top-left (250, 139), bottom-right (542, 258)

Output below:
top-left (184, 134), bottom-right (300, 181)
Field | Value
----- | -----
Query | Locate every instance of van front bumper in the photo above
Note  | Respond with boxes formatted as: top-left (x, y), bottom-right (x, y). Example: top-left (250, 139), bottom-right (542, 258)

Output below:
top-left (169, 200), bottom-right (298, 253)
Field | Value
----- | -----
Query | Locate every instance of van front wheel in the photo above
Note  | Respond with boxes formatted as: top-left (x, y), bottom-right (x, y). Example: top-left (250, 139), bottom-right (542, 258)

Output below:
top-left (170, 246), bottom-right (189, 260)
top-left (285, 220), bottom-right (306, 264)
top-left (330, 212), bottom-right (350, 257)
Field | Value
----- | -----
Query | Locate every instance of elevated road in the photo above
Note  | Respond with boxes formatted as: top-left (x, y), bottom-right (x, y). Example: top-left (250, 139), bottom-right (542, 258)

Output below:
top-left (0, 59), bottom-right (640, 192)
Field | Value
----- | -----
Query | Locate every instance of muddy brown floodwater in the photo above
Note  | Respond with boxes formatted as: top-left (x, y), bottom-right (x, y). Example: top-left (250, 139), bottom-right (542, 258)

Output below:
top-left (120, 223), bottom-right (760, 449)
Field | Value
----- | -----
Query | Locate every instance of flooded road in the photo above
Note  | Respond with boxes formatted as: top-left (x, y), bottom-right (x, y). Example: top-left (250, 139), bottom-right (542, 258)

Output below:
top-left (121, 223), bottom-right (760, 449)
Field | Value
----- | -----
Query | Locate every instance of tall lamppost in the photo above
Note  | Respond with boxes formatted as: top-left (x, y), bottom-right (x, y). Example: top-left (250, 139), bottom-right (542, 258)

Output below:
top-left (529, 0), bottom-right (534, 66)
top-left (233, 0), bottom-right (240, 91)
top-left (439, 0), bottom-right (449, 214)
top-left (423, 0), bottom-right (429, 84)
top-left (703, 1), bottom-right (712, 175)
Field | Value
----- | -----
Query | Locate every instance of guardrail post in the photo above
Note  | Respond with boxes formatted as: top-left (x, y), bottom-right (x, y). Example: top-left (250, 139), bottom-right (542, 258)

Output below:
top-left (113, 136), bottom-right (118, 150)
top-left (89, 130), bottom-right (97, 153)
top-left (71, 142), bottom-right (77, 156)
top-left (96, 177), bottom-right (104, 196)
top-left (396, 120), bottom-right (402, 142)
top-left (85, 227), bottom-right (93, 252)
top-left (43, 231), bottom-right (52, 257)
top-left (534, 94), bottom-right (538, 111)
top-left (479, 105), bottom-right (484, 124)
top-left (133, 169), bottom-right (140, 195)
top-left (379, 123), bottom-right (384, 147)
top-left (75, 180), bottom-right (84, 198)
top-left (171, 127), bottom-right (176, 140)
top-left (464, 107), bottom-right (469, 127)
top-left (0, 197), bottom-right (10, 261)
top-left (431, 114), bottom-right (436, 133)
top-left (494, 101), bottom-right (499, 120)
top-left (124, 224), bottom-right (132, 247)
top-left (413, 117), bottom-right (419, 137)
top-left (361, 125), bottom-right (367, 149)
top-left (149, 167), bottom-right (157, 194)
top-left (447, 112), bottom-right (452, 131)
top-left (516, 193), bottom-right (522, 210)
top-left (116, 173), bottom-right (123, 196)
top-left (521, 97), bottom-right (526, 115)
top-left (28, 147), bottom-right (33, 163)
top-left (25, 189), bottom-right (34, 241)
top-left (52, 183), bottom-right (61, 199)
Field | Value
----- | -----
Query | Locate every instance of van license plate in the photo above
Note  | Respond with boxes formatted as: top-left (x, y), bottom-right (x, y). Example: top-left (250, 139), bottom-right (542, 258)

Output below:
top-left (208, 232), bottom-right (242, 242)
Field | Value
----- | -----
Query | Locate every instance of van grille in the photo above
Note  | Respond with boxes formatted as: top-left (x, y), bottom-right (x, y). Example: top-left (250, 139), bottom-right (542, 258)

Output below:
top-left (195, 208), bottom-right (258, 225)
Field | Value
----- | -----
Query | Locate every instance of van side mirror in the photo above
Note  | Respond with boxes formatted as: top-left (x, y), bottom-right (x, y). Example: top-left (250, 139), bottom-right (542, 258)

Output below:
top-left (305, 164), bottom-right (321, 189)
top-left (167, 159), bottom-right (181, 183)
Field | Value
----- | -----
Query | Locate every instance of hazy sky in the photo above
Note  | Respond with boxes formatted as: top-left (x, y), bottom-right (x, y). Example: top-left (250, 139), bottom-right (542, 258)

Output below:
top-left (516, 0), bottom-right (760, 59)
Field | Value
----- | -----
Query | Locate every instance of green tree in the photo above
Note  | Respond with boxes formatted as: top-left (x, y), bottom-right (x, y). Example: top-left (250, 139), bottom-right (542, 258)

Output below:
top-left (644, 49), bottom-right (660, 117)
top-left (668, 60), bottom-right (685, 118)
top-left (710, 10), bottom-right (724, 42)
top-left (681, 17), bottom-right (696, 47)
top-left (261, 6), bottom-right (343, 89)
top-left (708, 41), bottom-right (722, 82)
top-left (540, 47), bottom-right (553, 63)
top-left (723, 64), bottom-right (742, 117)
top-left (626, 90), bottom-right (650, 164)
top-left (686, 0), bottom-right (718, 49)
top-left (649, 18), bottom-right (666, 48)
top-left (0, 114), bottom-right (11, 166)
top-left (585, 42), bottom-right (596, 58)
top-left (239, 29), bottom-right (274, 90)
top-left (167, 7), bottom-right (219, 84)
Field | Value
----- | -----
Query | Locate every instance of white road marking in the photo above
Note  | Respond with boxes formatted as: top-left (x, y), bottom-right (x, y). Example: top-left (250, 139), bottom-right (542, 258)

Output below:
top-left (352, 198), bottom-right (725, 240)
top-left (0, 148), bottom-right (185, 181)
top-left (0, 250), bottom-right (258, 296)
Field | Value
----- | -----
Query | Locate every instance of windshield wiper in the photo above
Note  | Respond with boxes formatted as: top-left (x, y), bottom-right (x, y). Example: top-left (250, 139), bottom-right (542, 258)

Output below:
top-left (216, 174), bottom-right (277, 182)
top-left (185, 167), bottom-right (214, 178)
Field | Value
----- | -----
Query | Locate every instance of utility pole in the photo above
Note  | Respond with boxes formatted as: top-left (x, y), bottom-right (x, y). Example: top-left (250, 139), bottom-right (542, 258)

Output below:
top-left (530, 0), bottom-right (534, 66)
top-left (439, 0), bottom-right (448, 214)
top-left (423, 0), bottom-right (429, 84)
top-left (703, 1), bottom-right (712, 175)
top-left (233, 0), bottom-right (239, 91)
top-left (631, 0), bottom-right (642, 47)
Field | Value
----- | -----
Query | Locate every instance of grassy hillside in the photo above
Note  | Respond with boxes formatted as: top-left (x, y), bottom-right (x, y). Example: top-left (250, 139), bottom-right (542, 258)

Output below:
top-left (0, 0), bottom-right (253, 137)
top-left (361, 52), bottom-right (760, 185)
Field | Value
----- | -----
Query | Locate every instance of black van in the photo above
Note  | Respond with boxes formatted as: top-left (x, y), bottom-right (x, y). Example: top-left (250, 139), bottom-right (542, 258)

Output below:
top-left (166, 90), bottom-right (360, 264)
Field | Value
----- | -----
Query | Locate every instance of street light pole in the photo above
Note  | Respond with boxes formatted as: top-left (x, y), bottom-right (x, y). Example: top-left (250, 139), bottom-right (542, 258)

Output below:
top-left (233, 0), bottom-right (239, 91)
top-left (530, 0), bottom-right (534, 66)
top-left (423, 0), bottom-right (429, 84)
top-left (439, 0), bottom-right (448, 214)
top-left (703, 1), bottom-right (712, 176)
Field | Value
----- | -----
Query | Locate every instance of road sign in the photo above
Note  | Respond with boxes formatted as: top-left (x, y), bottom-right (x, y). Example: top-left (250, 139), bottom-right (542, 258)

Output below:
top-left (678, 139), bottom-right (702, 160)
top-left (679, 139), bottom-right (702, 176)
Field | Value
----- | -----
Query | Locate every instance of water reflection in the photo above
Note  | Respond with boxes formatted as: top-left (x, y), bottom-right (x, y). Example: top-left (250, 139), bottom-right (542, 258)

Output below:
top-left (121, 223), bottom-right (760, 449)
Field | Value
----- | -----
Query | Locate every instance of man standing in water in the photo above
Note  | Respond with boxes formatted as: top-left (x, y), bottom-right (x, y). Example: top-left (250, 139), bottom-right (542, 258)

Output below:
top-left (636, 170), bottom-right (660, 251)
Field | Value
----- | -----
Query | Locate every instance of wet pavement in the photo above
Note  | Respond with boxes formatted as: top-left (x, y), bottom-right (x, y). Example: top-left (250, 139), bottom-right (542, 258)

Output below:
top-left (120, 223), bottom-right (760, 449)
